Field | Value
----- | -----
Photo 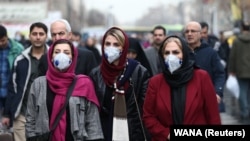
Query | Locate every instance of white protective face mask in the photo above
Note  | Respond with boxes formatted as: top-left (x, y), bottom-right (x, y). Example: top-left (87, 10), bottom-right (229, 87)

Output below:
top-left (53, 52), bottom-right (72, 71)
top-left (72, 41), bottom-right (79, 47)
top-left (165, 54), bottom-right (182, 74)
top-left (104, 46), bottom-right (121, 64)
top-left (15, 35), bottom-right (21, 41)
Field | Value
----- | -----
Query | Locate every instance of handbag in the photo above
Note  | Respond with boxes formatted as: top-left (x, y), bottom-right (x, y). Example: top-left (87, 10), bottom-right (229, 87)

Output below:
top-left (27, 77), bottom-right (78, 141)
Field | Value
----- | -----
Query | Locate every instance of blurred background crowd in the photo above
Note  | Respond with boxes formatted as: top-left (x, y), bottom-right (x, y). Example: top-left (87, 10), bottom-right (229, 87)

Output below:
top-left (0, 0), bottom-right (250, 127)
top-left (0, 0), bottom-right (249, 47)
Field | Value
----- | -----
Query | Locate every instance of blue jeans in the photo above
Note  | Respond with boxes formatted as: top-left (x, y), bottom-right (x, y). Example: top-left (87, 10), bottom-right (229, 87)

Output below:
top-left (237, 78), bottom-right (250, 118)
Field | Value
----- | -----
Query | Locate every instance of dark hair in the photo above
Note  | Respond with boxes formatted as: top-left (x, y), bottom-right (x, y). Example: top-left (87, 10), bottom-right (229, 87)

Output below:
top-left (241, 21), bottom-right (250, 31)
top-left (199, 21), bottom-right (209, 29)
top-left (52, 39), bottom-right (74, 56)
top-left (0, 25), bottom-right (7, 38)
top-left (72, 31), bottom-right (82, 38)
top-left (29, 22), bottom-right (48, 34)
top-left (152, 25), bottom-right (166, 35)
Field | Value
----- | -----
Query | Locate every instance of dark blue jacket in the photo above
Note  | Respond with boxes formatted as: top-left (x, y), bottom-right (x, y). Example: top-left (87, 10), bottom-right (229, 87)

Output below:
top-left (3, 46), bottom-right (48, 125)
top-left (189, 41), bottom-right (226, 112)
top-left (189, 41), bottom-right (226, 97)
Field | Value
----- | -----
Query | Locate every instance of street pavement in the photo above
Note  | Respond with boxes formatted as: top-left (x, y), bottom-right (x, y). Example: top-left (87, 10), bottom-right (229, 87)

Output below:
top-left (220, 113), bottom-right (242, 125)
top-left (221, 87), bottom-right (248, 125)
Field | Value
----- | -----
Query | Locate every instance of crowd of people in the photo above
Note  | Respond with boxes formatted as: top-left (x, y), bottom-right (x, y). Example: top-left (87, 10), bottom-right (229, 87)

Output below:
top-left (0, 18), bottom-right (249, 141)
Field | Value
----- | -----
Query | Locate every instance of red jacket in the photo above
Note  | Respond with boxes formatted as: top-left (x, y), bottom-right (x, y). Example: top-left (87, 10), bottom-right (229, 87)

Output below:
top-left (143, 69), bottom-right (221, 141)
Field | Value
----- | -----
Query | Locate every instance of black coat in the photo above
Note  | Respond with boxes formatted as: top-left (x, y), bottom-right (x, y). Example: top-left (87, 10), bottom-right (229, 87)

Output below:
top-left (38, 47), bottom-right (98, 76)
top-left (89, 64), bottom-right (151, 141)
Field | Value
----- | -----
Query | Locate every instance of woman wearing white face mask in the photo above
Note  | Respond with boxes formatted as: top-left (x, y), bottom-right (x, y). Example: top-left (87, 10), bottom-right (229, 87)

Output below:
top-left (89, 27), bottom-right (151, 141)
top-left (143, 35), bottom-right (221, 141)
top-left (25, 39), bottom-right (103, 141)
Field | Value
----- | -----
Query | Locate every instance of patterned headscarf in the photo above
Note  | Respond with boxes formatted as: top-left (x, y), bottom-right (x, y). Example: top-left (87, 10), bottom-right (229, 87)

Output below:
top-left (100, 27), bottom-right (129, 87)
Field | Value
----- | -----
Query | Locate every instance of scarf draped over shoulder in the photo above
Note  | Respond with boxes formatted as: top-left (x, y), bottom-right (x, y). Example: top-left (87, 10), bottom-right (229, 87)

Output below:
top-left (46, 39), bottom-right (99, 141)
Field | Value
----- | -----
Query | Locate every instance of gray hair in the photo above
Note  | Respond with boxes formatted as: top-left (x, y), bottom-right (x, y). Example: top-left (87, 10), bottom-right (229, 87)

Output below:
top-left (51, 19), bottom-right (71, 32)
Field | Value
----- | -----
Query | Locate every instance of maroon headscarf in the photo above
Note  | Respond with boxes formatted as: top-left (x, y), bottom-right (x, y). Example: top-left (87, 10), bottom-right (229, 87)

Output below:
top-left (46, 39), bottom-right (99, 141)
top-left (100, 27), bottom-right (129, 86)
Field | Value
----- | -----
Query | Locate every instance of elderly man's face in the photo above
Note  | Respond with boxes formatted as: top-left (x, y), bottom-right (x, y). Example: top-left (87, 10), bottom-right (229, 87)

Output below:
top-left (50, 21), bottom-right (72, 42)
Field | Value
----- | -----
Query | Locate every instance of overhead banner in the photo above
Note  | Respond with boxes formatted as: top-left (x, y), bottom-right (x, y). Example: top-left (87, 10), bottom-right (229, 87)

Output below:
top-left (0, 2), bottom-right (47, 23)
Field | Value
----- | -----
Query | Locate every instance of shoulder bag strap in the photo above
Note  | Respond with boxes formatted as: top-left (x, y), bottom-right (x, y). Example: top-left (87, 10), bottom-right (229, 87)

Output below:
top-left (50, 76), bottom-right (78, 131)
top-left (130, 78), bottom-right (147, 141)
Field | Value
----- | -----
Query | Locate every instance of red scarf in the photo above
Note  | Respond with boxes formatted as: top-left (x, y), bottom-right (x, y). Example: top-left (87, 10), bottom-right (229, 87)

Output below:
top-left (46, 39), bottom-right (99, 141)
top-left (100, 27), bottom-right (129, 87)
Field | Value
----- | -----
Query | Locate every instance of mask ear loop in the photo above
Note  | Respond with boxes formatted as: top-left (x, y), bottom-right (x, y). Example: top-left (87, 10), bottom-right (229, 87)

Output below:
top-left (165, 61), bottom-right (169, 69)
top-left (179, 59), bottom-right (183, 64)
top-left (164, 56), bottom-right (169, 69)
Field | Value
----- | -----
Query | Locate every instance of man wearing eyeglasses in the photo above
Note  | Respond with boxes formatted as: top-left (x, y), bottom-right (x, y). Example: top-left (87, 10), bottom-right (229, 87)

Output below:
top-left (184, 21), bottom-right (226, 113)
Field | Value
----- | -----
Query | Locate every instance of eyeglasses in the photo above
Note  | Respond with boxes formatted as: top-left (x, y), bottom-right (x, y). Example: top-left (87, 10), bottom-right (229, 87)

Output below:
top-left (184, 30), bottom-right (200, 34)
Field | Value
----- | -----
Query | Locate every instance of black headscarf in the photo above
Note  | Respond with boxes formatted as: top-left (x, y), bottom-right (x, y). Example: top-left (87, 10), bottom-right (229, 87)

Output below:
top-left (158, 35), bottom-right (195, 124)
top-left (158, 35), bottom-right (194, 87)
top-left (128, 37), bottom-right (153, 76)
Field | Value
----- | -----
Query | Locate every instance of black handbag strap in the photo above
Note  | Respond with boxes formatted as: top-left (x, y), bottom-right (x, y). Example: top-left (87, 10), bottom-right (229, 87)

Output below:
top-left (50, 76), bottom-right (78, 131)
top-left (129, 78), bottom-right (147, 141)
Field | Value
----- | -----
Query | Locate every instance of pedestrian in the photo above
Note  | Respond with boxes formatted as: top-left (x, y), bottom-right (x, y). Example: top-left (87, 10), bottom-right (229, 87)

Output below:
top-left (71, 31), bottom-right (84, 48)
top-left (144, 25), bottom-right (166, 76)
top-left (184, 21), bottom-right (226, 112)
top-left (89, 27), bottom-right (151, 141)
top-left (0, 24), bottom-right (24, 125)
top-left (25, 39), bottom-right (103, 141)
top-left (85, 36), bottom-right (102, 65)
top-left (200, 22), bottom-right (228, 74)
top-left (228, 21), bottom-right (250, 123)
top-left (1, 22), bottom-right (49, 141)
top-left (127, 37), bottom-right (153, 77)
top-left (217, 30), bottom-right (232, 79)
top-left (14, 31), bottom-right (31, 49)
top-left (199, 21), bottom-right (219, 49)
top-left (143, 35), bottom-right (221, 141)
top-left (38, 19), bottom-right (98, 76)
